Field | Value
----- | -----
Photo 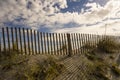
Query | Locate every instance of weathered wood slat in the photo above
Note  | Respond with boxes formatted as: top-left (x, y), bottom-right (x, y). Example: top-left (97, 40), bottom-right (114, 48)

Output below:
top-left (58, 33), bottom-right (62, 55)
top-left (53, 33), bottom-right (56, 55)
top-left (37, 31), bottom-right (40, 54)
top-left (46, 33), bottom-right (49, 54)
top-left (40, 32), bottom-right (44, 54)
top-left (56, 33), bottom-right (59, 55)
top-left (27, 29), bottom-right (30, 54)
top-left (34, 30), bottom-right (37, 54)
top-left (49, 33), bottom-right (52, 54)
top-left (81, 34), bottom-right (84, 54)
top-left (61, 33), bottom-right (65, 55)
top-left (64, 33), bottom-right (67, 55)
top-left (67, 33), bottom-right (72, 56)
top-left (0, 34), bottom-right (1, 53)
top-left (19, 28), bottom-right (22, 53)
top-left (6, 27), bottom-right (10, 51)
top-left (23, 28), bottom-right (26, 54)
top-left (51, 33), bottom-right (54, 55)
top-left (11, 27), bottom-right (14, 50)
top-left (76, 33), bottom-right (80, 53)
top-left (15, 27), bottom-right (18, 51)
top-left (74, 33), bottom-right (77, 54)
top-left (30, 29), bottom-right (34, 54)
top-left (79, 34), bottom-right (82, 54)
top-left (2, 28), bottom-right (6, 52)
top-left (71, 34), bottom-right (74, 54)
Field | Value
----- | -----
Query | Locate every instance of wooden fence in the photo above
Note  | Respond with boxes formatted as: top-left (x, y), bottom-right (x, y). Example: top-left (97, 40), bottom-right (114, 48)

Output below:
top-left (0, 27), bottom-right (120, 56)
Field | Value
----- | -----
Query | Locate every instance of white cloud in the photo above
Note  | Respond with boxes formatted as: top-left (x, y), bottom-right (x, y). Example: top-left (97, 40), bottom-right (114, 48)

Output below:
top-left (0, 0), bottom-right (120, 35)
top-left (53, 19), bottom-right (120, 35)
top-left (52, 0), bottom-right (120, 35)
top-left (54, 0), bottom-right (120, 35)
top-left (45, 0), bottom-right (120, 27)
top-left (0, 0), bottom-right (68, 29)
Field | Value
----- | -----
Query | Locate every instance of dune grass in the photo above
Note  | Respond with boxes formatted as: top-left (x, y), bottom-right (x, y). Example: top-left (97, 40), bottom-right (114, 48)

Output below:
top-left (0, 50), bottom-right (65, 80)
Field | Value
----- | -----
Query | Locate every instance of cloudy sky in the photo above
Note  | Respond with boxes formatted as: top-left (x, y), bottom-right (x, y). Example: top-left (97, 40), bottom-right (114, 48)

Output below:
top-left (0, 0), bottom-right (120, 35)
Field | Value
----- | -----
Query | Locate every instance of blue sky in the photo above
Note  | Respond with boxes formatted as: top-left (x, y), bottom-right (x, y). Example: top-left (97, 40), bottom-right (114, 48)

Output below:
top-left (0, 0), bottom-right (120, 35)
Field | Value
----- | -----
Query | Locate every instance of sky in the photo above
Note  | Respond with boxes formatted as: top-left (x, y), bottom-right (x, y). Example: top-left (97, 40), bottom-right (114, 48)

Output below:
top-left (0, 0), bottom-right (120, 35)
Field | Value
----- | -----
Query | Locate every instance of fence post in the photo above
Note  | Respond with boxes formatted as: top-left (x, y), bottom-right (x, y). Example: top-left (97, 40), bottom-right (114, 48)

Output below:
top-left (67, 33), bottom-right (72, 57)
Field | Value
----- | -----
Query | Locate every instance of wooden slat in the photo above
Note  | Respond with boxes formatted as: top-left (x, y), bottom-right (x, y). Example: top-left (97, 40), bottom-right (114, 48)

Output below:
top-left (23, 28), bottom-right (26, 54)
top-left (88, 34), bottom-right (90, 52)
top-left (50, 33), bottom-right (53, 54)
top-left (11, 27), bottom-right (14, 50)
top-left (46, 33), bottom-right (50, 54)
top-left (83, 34), bottom-right (86, 53)
top-left (64, 33), bottom-right (67, 55)
top-left (85, 34), bottom-right (88, 53)
top-left (19, 28), bottom-right (22, 54)
top-left (79, 33), bottom-right (82, 53)
top-left (44, 33), bottom-right (47, 54)
top-left (76, 33), bottom-right (78, 54)
top-left (87, 34), bottom-right (90, 52)
top-left (71, 34), bottom-right (75, 54)
top-left (74, 33), bottom-right (77, 54)
top-left (86, 34), bottom-right (89, 53)
top-left (94, 34), bottom-right (96, 47)
top-left (80, 34), bottom-right (83, 53)
top-left (58, 33), bottom-right (61, 55)
top-left (51, 33), bottom-right (54, 55)
top-left (83, 34), bottom-right (85, 53)
top-left (67, 33), bottom-right (72, 56)
top-left (81, 34), bottom-right (84, 54)
top-left (96, 34), bottom-right (99, 49)
top-left (15, 27), bottom-right (18, 51)
top-left (60, 33), bottom-right (63, 55)
top-left (57, 33), bottom-right (60, 55)
top-left (27, 29), bottom-right (30, 55)
top-left (73, 33), bottom-right (75, 54)
top-left (95, 34), bottom-right (98, 45)
top-left (6, 27), bottom-right (10, 51)
top-left (53, 33), bottom-right (56, 55)
top-left (37, 31), bottom-right (40, 54)
top-left (91, 34), bottom-right (94, 50)
top-left (56, 33), bottom-right (59, 55)
top-left (2, 28), bottom-right (6, 52)
top-left (76, 33), bottom-right (80, 53)
top-left (40, 32), bottom-right (44, 54)
top-left (0, 35), bottom-right (1, 53)
top-left (61, 33), bottom-right (64, 55)
top-left (94, 34), bottom-right (96, 46)
top-left (34, 30), bottom-right (37, 54)
top-left (30, 29), bottom-right (34, 54)
top-left (79, 34), bottom-right (82, 54)
top-left (89, 34), bottom-right (92, 50)
top-left (72, 33), bottom-right (74, 54)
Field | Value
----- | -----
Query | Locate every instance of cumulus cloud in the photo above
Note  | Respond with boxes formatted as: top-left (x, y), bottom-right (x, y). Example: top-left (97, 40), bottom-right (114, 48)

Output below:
top-left (0, 0), bottom-right (68, 28)
top-left (0, 0), bottom-right (120, 35)
top-left (51, 0), bottom-right (120, 35)
top-left (43, 0), bottom-right (120, 28)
